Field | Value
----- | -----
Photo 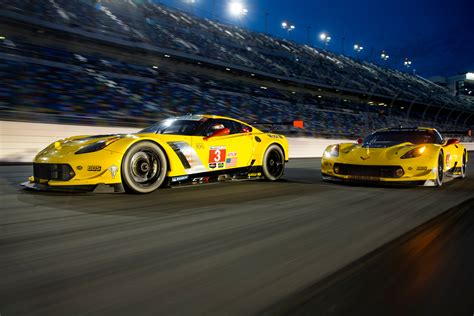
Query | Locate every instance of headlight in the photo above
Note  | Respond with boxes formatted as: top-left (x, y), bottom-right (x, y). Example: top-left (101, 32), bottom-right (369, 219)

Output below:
top-left (75, 138), bottom-right (120, 154)
top-left (324, 144), bottom-right (340, 158)
top-left (400, 146), bottom-right (426, 159)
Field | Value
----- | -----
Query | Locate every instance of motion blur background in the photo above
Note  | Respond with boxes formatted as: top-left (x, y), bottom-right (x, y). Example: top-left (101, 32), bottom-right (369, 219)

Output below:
top-left (0, 0), bottom-right (473, 161)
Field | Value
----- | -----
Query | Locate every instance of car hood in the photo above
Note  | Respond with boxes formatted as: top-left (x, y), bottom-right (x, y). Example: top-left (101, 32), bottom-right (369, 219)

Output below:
top-left (340, 142), bottom-right (417, 162)
top-left (35, 134), bottom-right (134, 159)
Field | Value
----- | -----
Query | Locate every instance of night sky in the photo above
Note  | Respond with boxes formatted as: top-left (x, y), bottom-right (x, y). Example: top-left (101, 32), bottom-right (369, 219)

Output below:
top-left (156, 0), bottom-right (473, 77)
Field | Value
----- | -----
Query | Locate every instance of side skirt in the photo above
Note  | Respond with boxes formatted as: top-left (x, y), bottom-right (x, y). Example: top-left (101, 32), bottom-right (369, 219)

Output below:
top-left (168, 166), bottom-right (263, 186)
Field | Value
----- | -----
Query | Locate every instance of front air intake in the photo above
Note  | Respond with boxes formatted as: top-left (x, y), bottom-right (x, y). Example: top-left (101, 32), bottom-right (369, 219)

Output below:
top-left (33, 163), bottom-right (75, 181)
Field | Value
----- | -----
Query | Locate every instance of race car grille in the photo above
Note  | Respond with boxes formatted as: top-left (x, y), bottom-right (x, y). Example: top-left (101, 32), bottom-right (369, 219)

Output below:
top-left (33, 163), bottom-right (75, 181)
top-left (333, 164), bottom-right (403, 178)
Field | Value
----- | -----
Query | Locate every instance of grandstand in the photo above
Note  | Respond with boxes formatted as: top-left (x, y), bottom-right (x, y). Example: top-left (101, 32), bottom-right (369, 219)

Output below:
top-left (0, 0), bottom-right (473, 138)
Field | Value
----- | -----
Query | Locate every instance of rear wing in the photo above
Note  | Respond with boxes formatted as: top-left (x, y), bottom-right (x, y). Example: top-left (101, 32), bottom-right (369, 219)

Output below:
top-left (440, 129), bottom-right (472, 137)
top-left (252, 120), bottom-right (304, 129)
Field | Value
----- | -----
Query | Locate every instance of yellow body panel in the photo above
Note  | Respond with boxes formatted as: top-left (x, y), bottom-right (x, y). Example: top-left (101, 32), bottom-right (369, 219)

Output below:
top-left (27, 115), bottom-right (289, 189)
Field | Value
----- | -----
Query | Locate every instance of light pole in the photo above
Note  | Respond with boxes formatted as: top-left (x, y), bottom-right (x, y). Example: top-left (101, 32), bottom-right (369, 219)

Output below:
top-left (341, 36), bottom-right (345, 55)
top-left (212, 0), bottom-right (216, 19)
top-left (353, 43), bottom-right (364, 58)
top-left (353, 43), bottom-right (364, 61)
top-left (403, 58), bottom-right (412, 70)
top-left (380, 50), bottom-right (389, 67)
top-left (281, 20), bottom-right (295, 38)
top-left (319, 32), bottom-right (332, 46)
top-left (264, 12), bottom-right (269, 33)
top-left (184, 0), bottom-right (196, 14)
top-left (306, 26), bottom-right (312, 45)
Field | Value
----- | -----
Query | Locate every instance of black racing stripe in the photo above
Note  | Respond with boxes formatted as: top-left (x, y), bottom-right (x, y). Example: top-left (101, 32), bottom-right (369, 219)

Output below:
top-left (167, 142), bottom-right (191, 169)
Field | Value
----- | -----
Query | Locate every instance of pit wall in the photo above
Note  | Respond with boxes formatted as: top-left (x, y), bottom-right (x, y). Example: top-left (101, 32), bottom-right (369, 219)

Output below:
top-left (1, 120), bottom-right (473, 162)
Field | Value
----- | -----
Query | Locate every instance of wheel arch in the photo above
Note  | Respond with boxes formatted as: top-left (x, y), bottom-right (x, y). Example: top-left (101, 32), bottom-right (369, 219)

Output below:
top-left (269, 142), bottom-right (287, 161)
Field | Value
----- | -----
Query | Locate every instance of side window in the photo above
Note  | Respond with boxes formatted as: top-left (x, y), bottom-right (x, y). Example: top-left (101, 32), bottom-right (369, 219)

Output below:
top-left (202, 119), bottom-right (253, 136)
top-left (234, 122), bottom-right (253, 134)
top-left (202, 119), bottom-right (236, 136)
top-left (434, 130), bottom-right (444, 144)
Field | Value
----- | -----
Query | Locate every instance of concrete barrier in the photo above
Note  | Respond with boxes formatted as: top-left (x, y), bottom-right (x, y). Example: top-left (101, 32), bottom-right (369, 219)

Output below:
top-left (1, 120), bottom-right (473, 162)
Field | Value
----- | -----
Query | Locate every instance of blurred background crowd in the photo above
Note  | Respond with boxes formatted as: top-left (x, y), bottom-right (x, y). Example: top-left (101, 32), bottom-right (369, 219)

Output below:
top-left (0, 0), bottom-right (473, 138)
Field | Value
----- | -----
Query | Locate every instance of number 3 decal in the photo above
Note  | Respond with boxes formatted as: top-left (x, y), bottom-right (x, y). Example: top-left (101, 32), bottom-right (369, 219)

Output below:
top-left (209, 147), bottom-right (226, 163)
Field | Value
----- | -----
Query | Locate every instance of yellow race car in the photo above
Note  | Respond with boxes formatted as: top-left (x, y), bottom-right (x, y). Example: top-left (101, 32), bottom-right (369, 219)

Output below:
top-left (321, 127), bottom-right (469, 186)
top-left (22, 115), bottom-right (296, 193)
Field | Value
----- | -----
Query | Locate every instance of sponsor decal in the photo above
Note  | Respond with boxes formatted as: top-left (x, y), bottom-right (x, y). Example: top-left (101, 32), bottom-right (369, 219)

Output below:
top-left (77, 166), bottom-right (83, 170)
top-left (360, 156), bottom-right (370, 160)
top-left (209, 146), bottom-right (226, 163)
top-left (172, 175), bottom-right (189, 182)
top-left (88, 165), bottom-right (101, 171)
top-left (185, 154), bottom-right (193, 164)
top-left (446, 152), bottom-right (451, 168)
top-left (167, 141), bottom-right (207, 174)
top-left (192, 177), bottom-right (210, 184)
top-left (227, 152), bottom-right (237, 157)
top-left (226, 157), bottom-right (237, 167)
top-left (108, 165), bottom-right (118, 179)
top-left (196, 143), bottom-right (204, 149)
top-left (218, 162), bottom-right (225, 168)
top-left (268, 134), bottom-right (282, 139)
top-left (209, 162), bottom-right (217, 169)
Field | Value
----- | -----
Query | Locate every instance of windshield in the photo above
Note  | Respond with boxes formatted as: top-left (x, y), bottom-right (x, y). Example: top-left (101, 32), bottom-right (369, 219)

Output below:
top-left (139, 119), bottom-right (205, 135)
top-left (363, 130), bottom-right (440, 148)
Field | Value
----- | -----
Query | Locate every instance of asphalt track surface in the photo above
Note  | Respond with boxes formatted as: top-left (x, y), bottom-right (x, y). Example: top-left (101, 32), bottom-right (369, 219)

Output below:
top-left (1, 158), bottom-right (473, 315)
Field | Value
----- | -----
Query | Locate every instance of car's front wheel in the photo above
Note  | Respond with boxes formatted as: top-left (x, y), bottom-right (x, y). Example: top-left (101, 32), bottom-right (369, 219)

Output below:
top-left (121, 141), bottom-right (168, 193)
top-left (435, 151), bottom-right (444, 187)
top-left (262, 144), bottom-right (285, 181)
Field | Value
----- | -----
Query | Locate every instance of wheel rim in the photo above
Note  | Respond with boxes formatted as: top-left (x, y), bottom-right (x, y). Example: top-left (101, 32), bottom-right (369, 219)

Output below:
top-left (130, 149), bottom-right (161, 186)
top-left (267, 149), bottom-right (284, 178)
top-left (438, 154), bottom-right (444, 183)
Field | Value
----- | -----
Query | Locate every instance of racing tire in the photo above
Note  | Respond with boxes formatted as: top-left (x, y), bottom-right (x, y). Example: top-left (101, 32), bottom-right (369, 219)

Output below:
top-left (435, 151), bottom-right (444, 187)
top-left (262, 144), bottom-right (285, 181)
top-left (121, 141), bottom-right (168, 193)
top-left (461, 151), bottom-right (467, 179)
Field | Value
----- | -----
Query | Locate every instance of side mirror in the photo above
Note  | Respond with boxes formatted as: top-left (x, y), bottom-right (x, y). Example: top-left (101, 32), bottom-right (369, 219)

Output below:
top-left (356, 138), bottom-right (363, 145)
top-left (204, 128), bottom-right (230, 141)
top-left (445, 138), bottom-right (460, 146)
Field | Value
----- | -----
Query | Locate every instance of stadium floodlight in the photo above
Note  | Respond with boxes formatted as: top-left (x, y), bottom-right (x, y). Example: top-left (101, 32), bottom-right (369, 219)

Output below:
top-left (281, 20), bottom-right (296, 38)
top-left (281, 21), bottom-right (295, 30)
top-left (228, 1), bottom-right (248, 18)
top-left (404, 58), bottom-right (412, 68)
top-left (353, 43), bottom-right (364, 52)
top-left (319, 32), bottom-right (331, 45)
top-left (380, 51), bottom-right (389, 61)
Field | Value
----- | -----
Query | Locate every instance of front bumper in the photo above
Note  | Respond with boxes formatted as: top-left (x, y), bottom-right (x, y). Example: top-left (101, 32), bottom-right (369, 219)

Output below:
top-left (21, 181), bottom-right (125, 193)
top-left (320, 173), bottom-right (436, 186)
top-left (320, 158), bottom-right (438, 186)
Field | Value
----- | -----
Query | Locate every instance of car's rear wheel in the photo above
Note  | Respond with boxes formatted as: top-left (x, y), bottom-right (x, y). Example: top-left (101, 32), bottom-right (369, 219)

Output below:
top-left (122, 141), bottom-right (167, 193)
top-left (435, 151), bottom-right (444, 187)
top-left (461, 151), bottom-right (467, 179)
top-left (262, 144), bottom-right (285, 181)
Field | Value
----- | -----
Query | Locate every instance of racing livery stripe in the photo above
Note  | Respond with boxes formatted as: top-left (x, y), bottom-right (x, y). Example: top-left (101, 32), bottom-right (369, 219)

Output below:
top-left (167, 141), bottom-right (208, 174)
